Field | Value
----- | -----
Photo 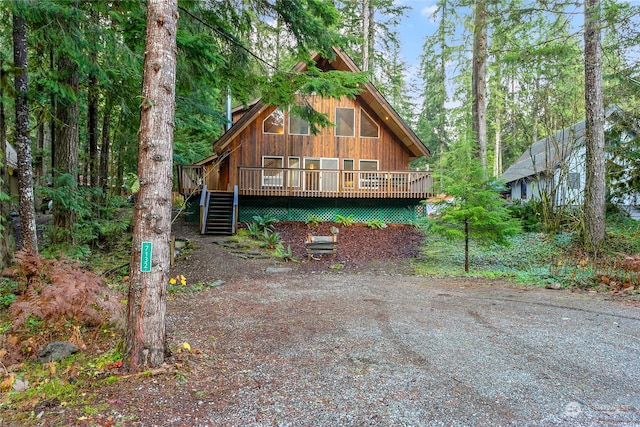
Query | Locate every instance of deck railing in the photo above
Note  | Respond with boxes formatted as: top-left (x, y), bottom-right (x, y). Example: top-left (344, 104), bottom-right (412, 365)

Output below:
top-left (177, 165), bottom-right (433, 199)
top-left (237, 167), bottom-right (433, 198)
top-left (177, 165), bottom-right (204, 196)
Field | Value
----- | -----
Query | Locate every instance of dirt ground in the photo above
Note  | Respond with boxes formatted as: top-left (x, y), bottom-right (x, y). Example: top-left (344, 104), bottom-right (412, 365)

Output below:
top-left (5, 217), bottom-right (640, 426)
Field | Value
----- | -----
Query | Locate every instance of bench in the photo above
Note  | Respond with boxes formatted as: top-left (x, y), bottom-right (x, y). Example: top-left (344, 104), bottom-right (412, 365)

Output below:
top-left (305, 235), bottom-right (338, 260)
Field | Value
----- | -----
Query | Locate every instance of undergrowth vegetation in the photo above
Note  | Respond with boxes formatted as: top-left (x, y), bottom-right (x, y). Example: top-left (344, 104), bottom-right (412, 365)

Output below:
top-left (243, 216), bottom-right (294, 260)
top-left (0, 202), bottom-right (135, 423)
top-left (2, 200), bottom-right (639, 424)
top-left (416, 207), bottom-right (640, 293)
top-left (0, 250), bottom-right (123, 366)
top-left (41, 179), bottom-right (132, 260)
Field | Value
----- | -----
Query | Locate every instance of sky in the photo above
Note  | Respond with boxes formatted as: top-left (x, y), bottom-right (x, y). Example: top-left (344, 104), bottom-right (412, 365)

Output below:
top-left (395, 0), bottom-right (640, 72)
top-left (396, 0), bottom-right (440, 70)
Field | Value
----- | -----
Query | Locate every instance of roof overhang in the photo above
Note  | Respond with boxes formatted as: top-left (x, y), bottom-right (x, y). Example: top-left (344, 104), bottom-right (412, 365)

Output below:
top-left (211, 47), bottom-right (429, 159)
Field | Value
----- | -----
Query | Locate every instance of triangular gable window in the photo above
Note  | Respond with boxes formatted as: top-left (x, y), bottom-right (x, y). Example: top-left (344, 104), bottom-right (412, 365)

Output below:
top-left (335, 107), bottom-right (355, 137)
top-left (263, 109), bottom-right (284, 134)
top-left (289, 113), bottom-right (309, 135)
top-left (360, 108), bottom-right (379, 138)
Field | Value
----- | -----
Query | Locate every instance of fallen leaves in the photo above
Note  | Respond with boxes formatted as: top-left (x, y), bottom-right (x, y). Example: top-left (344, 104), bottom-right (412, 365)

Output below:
top-left (0, 373), bottom-right (14, 392)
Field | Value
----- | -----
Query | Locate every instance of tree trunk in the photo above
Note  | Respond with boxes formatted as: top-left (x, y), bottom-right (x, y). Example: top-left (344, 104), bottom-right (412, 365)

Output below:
top-left (88, 72), bottom-right (99, 187)
top-left (438, 0), bottom-right (448, 156)
top-left (52, 53), bottom-right (79, 241)
top-left (472, 0), bottom-right (488, 172)
top-left (493, 114), bottom-right (502, 177)
top-left (12, 9), bottom-right (38, 254)
top-left (99, 99), bottom-right (113, 192)
top-left (34, 45), bottom-right (46, 196)
top-left (464, 219), bottom-right (469, 273)
top-left (125, 0), bottom-right (178, 373)
top-left (583, 0), bottom-right (606, 250)
top-left (49, 49), bottom-right (56, 176)
top-left (366, 0), bottom-right (375, 73)
top-left (362, 0), bottom-right (370, 71)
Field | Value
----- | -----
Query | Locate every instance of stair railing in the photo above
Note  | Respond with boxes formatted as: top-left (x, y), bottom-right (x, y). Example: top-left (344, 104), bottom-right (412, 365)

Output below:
top-left (232, 185), bottom-right (239, 234)
top-left (200, 185), bottom-right (210, 235)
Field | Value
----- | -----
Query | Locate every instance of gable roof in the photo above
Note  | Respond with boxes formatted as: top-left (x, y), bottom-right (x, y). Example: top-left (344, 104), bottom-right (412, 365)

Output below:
top-left (501, 106), bottom-right (622, 183)
top-left (198, 47), bottom-right (429, 165)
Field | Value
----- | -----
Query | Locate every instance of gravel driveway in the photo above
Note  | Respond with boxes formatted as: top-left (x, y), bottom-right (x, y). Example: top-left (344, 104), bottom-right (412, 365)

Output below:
top-left (163, 267), bottom-right (640, 427)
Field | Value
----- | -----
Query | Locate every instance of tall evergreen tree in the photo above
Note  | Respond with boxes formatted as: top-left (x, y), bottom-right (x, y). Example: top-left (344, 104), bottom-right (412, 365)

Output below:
top-left (12, 2), bottom-right (38, 254)
top-left (51, 49), bottom-right (79, 242)
top-left (375, 33), bottom-right (415, 122)
top-left (583, 0), bottom-right (606, 249)
top-left (126, 0), bottom-right (179, 373)
top-left (0, 34), bottom-right (14, 267)
top-left (417, 0), bottom-right (459, 162)
top-left (472, 0), bottom-right (488, 171)
top-left (335, 0), bottom-right (408, 75)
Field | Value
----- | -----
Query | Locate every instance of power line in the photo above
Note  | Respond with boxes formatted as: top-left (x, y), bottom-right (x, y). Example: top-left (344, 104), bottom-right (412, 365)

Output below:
top-left (177, 5), bottom-right (280, 73)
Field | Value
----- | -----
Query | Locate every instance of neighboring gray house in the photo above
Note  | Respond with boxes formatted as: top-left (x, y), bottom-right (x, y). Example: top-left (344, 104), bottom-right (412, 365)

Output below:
top-left (501, 107), bottom-right (640, 218)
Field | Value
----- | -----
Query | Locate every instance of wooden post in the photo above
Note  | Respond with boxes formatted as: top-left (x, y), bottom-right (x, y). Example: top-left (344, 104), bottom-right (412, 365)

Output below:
top-left (170, 234), bottom-right (175, 268)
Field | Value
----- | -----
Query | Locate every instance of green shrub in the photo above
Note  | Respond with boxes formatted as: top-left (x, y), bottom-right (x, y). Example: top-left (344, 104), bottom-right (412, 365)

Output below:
top-left (507, 200), bottom-right (541, 232)
top-left (366, 219), bottom-right (386, 229)
top-left (0, 278), bottom-right (20, 308)
top-left (40, 175), bottom-right (131, 258)
top-left (246, 222), bottom-right (262, 238)
top-left (275, 244), bottom-right (293, 261)
top-left (252, 215), bottom-right (279, 233)
top-left (306, 215), bottom-right (322, 227)
top-left (260, 230), bottom-right (281, 249)
top-left (336, 214), bottom-right (355, 226)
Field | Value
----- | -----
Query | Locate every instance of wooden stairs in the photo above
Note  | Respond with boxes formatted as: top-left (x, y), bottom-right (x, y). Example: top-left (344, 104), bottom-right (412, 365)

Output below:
top-left (200, 187), bottom-right (237, 235)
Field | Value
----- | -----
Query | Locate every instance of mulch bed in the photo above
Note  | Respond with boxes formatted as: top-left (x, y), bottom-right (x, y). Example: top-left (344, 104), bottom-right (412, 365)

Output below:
top-left (273, 221), bottom-right (425, 270)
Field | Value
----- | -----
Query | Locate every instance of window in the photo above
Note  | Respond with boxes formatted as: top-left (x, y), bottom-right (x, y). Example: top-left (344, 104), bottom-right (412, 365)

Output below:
top-left (520, 180), bottom-right (527, 199)
top-left (359, 160), bottom-right (378, 171)
top-left (343, 159), bottom-right (354, 188)
top-left (360, 109), bottom-right (379, 138)
top-left (263, 109), bottom-right (284, 134)
top-left (288, 157), bottom-right (300, 187)
top-left (335, 107), bottom-right (355, 136)
top-left (289, 114), bottom-right (309, 135)
top-left (262, 156), bottom-right (283, 186)
top-left (568, 173), bottom-right (580, 190)
top-left (359, 160), bottom-right (379, 189)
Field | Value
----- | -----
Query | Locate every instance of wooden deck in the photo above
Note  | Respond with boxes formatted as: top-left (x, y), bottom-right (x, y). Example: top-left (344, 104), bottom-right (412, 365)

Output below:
top-left (178, 165), bottom-right (433, 199)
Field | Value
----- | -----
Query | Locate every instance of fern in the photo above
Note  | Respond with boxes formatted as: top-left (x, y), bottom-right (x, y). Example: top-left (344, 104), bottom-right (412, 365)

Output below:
top-left (336, 214), bottom-right (355, 226)
top-left (366, 219), bottom-right (386, 229)
top-left (252, 215), bottom-right (279, 233)
top-left (259, 230), bottom-right (281, 249)
top-left (8, 250), bottom-right (123, 331)
top-left (275, 244), bottom-right (293, 261)
top-left (246, 222), bottom-right (262, 238)
top-left (306, 215), bottom-right (322, 227)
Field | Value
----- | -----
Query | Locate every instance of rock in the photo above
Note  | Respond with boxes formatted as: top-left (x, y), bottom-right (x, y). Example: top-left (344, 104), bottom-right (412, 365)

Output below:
top-left (266, 267), bottom-right (292, 273)
top-left (12, 378), bottom-right (29, 392)
top-left (37, 342), bottom-right (79, 362)
top-left (545, 283), bottom-right (563, 290)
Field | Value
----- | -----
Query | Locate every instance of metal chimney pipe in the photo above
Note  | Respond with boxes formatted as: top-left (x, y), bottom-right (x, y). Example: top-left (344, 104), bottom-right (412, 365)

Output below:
top-left (226, 87), bottom-right (232, 131)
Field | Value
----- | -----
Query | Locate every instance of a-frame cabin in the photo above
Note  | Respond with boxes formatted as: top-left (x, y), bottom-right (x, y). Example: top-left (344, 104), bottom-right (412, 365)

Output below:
top-left (178, 47), bottom-right (432, 235)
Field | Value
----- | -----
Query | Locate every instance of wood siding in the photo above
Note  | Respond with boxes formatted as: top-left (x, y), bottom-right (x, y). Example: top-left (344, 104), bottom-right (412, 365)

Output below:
top-left (222, 95), bottom-right (416, 189)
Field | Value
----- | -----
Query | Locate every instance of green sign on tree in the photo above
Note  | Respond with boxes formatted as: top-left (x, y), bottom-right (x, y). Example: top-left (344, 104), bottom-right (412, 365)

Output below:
top-left (140, 242), bottom-right (152, 273)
